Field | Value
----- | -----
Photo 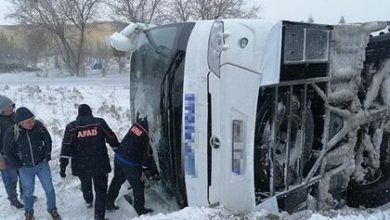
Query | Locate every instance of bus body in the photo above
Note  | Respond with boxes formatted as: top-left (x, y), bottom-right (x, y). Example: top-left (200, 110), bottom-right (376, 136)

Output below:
top-left (109, 19), bottom-right (390, 213)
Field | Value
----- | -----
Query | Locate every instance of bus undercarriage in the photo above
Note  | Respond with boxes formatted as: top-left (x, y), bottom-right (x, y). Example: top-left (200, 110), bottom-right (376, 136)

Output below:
top-left (255, 21), bottom-right (390, 212)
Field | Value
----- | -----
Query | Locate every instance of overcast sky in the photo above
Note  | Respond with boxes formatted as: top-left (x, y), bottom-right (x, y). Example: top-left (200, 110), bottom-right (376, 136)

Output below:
top-left (0, 0), bottom-right (389, 25)
top-left (259, 0), bottom-right (390, 24)
top-left (0, 1), bottom-right (12, 25)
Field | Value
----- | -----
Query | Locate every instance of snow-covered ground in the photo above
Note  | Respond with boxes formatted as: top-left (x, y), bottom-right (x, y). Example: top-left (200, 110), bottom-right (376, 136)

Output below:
top-left (1, 71), bottom-right (390, 220)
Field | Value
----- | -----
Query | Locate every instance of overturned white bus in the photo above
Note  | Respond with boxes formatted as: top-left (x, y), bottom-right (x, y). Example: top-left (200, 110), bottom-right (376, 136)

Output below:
top-left (108, 19), bottom-right (390, 213)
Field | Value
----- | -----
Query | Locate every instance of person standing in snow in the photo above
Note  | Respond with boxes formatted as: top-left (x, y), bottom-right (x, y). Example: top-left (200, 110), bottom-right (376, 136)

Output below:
top-left (106, 115), bottom-right (158, 216)
top-left (59, 104), bottom-right (119, 220)
top-left (3, 107), bottom-right (60, 220)
top-left (0, 95), bottom-right (23, 209)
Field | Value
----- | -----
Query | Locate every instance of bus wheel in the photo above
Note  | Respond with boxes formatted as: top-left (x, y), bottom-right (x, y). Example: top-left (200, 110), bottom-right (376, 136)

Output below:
top-left (255, 93), bottom-right (314, 191)
top-left (347, 168), bottom-right (390, 208)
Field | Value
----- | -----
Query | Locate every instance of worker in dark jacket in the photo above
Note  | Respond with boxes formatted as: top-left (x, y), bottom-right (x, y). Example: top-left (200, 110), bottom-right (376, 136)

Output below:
top-left (106, 115), bottom-right (158, 216)
top-left (0, 95), bottom-right (23, 209)
top-left (60, 104), bottom-right (119, 220)
top-left (3, 107), bottom-right (60, 220)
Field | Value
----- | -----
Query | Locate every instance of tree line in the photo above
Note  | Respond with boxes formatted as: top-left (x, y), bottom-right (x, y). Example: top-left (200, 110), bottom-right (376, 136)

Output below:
top-left (5, 0), bottom-right (260, 76)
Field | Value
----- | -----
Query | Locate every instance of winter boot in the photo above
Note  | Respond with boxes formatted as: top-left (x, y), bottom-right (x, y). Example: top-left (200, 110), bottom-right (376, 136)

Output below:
top-left (49, 208), bottom-right (61, 220)
top-left (10, 199), bottom-right (23, 209)
top-left (106, 203), bottom-right (119, 211)
top-left (135, 207), bottom-right (153, 216)
top-left (25, 211), bottom-right (34, 220)
top-left (94, 215), bottom-right (108, 220)
top-left (84, 196), bottom-right (93, 208)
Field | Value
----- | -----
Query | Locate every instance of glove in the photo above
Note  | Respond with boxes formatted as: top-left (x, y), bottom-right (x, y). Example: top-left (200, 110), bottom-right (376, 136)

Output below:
top-left (144, 169), bottom-right (161, 181)
top-left (153, 173), bottom-right (161, 181)
top-left (60, 167), bottom-right (66, 178)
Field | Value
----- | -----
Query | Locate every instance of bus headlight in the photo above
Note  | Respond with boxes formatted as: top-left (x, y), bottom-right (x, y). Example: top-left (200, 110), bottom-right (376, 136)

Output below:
top-left (208, 21), bottom-right (224, 77)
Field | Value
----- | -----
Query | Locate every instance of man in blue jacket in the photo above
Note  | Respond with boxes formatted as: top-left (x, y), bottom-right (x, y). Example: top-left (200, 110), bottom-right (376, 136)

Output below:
top-left (0, 95), bottom-right (23, 209)
top-left (60, 104), bottom-right (119, 220)
top-left (106, 116), bottom-right (158, 216)
top-left (3, 107), bottom-right (60, 220)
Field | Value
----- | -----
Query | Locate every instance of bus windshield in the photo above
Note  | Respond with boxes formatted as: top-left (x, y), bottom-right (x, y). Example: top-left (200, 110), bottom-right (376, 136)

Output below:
top-left (129, 22), bottom-right (194, 208)
top-left (129, 26), bottom-right (179, 132)
top-left (130, 26), bottom-right (178, 83)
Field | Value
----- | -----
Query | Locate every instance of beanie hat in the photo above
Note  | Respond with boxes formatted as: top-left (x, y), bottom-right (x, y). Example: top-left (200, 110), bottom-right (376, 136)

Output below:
top-left (15, 107), bottom-right (34, 124)
top-left (78, 104), bottom-right (92, 118)
top-left (0, 95), bottom-right (14, 114)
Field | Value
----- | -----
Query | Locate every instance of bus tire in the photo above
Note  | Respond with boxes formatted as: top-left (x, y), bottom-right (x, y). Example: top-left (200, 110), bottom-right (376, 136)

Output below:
top-left (255, 93), bottom-right (314, 191)
top-left (347, 168), bottom-right (390, 208)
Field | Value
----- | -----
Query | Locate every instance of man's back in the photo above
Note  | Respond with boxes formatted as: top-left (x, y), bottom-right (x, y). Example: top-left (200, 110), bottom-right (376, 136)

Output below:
top-left (62, 115), bottom-right (119, 176)
top-left (118, 122), bottom-right (150, 166)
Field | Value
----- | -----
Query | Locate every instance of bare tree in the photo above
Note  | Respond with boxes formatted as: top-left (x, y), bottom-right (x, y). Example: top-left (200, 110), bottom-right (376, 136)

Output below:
top-left (24, 29), bottom-right (50, 67)
top-left (188, 0), bottom-right (260, 20)
top-left (106, 0), bottom-right (166, 24)
top-left (63, 0), bottom-right (103, 76)
top-left (8, 0), bottom-right (103, 76)
top-left (8, 0), bottom-right (72, 73)
top-left (167, 0), bottom-right (193, 22)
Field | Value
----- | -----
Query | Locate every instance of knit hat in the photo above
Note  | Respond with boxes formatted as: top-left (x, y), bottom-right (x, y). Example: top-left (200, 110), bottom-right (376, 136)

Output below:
top-left (15, 107), bottom-right (34, 124)
top-left (78, 104), bottom-right (93, 117)
top-left (0, 95), bottom-right (14, 114)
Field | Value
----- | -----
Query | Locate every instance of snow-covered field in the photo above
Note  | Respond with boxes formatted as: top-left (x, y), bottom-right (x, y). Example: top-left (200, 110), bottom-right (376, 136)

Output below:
top-left (1, 71), bottom-right (390, 220)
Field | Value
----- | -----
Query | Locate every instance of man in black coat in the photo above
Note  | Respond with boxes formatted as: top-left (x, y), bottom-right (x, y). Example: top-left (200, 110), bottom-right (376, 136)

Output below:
top-left (60, 104), bottom-right (119, 220)
top-left (0, 95), bottom-right (23, 209)
top-left (106, 116), bottom-right (158, 216)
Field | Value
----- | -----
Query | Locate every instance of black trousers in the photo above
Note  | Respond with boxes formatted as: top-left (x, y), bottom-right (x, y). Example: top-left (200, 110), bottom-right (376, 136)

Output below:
top-left (107, 160), bottom-right (126, 205)
top-left (107, 160), bottom-right (145, 212)
top-left (78, 174), bottom-right (108, 220)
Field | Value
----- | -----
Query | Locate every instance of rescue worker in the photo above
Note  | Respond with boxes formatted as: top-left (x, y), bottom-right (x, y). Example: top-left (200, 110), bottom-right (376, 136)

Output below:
top-left (0, 95), bottom-right (23, 209)
top-left (106, 115), bottom-right (158, 216)
top-left (3, 107), bottom-right (60, 220)
top-left (59, 104), bottom-right (119, 220)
